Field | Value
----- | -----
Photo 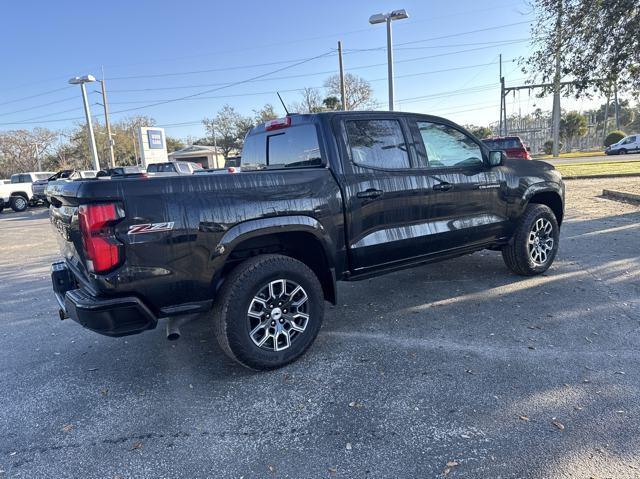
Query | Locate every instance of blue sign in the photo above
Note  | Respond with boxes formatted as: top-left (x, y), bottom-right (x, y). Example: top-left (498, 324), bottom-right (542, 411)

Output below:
top-left (147, 129), bottom-right (164, 149)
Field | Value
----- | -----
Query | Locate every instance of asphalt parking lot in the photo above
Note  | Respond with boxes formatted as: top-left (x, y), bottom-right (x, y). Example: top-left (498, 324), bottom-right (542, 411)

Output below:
top-left (1, 178), bottom-right (639, 479)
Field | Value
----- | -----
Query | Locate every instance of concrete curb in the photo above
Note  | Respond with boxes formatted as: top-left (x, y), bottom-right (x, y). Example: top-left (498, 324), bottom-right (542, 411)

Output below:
top-left (562, 173), bottom-right (640, 180)
top-left (602, 189), bottom-right (640, 204)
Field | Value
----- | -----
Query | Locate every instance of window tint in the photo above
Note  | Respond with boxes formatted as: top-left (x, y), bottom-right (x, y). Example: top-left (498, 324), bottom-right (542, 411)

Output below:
top-left (418, 122), bottom-right (483, 168)
top-left (346, 119), bottom-right (410, 169)
top-left (267, 125), bottom-right (322, 168)
top-left (241, 133), bottom-right (265, 169)
top-left (242, 124), bottom-right (322, 170)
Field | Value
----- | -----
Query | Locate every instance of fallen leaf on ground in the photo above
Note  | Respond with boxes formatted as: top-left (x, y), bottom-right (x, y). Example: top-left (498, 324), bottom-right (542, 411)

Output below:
top-left (62, 424), bottom-right (74, 433)
top-left (519, 415), bottom-right (530, 421)
top-left (100, 388), bottom-right (109, 396)
top-left (552, 421), bottom-right (565, 431)
top-left (346, 442), bottom-right (352, 450)
top-left (348, 401), bottom-right (364, 408)
top-left (267, 464), bottom-right (276, 473)
top-left (443, 461), bottom-right (459, 476)
top-left (131, 441), bottom-right (143, 450)
top-left (328, 466), bottom-right (337, 474)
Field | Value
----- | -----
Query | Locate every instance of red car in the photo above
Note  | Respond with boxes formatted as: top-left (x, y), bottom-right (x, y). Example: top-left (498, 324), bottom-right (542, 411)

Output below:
top-left (482, 136), bottom-right (531, 160)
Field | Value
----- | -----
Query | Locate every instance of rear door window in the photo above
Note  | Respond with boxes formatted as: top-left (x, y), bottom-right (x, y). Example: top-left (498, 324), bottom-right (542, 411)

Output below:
top-left (345, 119), bottom-right (410, 169)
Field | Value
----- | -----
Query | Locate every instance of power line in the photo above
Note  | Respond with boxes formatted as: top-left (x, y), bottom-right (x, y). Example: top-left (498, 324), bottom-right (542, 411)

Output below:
top-left (0, 50), bottom-right (334, 126)
top-left (0, 87), bottom-right (72, 107)
top-left (102, 43), bottom-right (521, 94)
top-left (0, 96), bottom-right (78, 117)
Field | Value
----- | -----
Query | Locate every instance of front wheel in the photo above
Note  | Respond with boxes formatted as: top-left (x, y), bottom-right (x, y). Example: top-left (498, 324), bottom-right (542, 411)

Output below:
top-left (10, 195), bottom-right (28, 212)
top-left (502, 204), bottom-right (559, 276)
top-left (618, 149), bottom-right (627, 155)
top-left (213, 254), bottom-right (324, 370)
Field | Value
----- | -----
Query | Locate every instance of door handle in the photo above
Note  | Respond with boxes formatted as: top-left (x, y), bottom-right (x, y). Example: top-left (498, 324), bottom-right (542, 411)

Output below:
top-left (433, 182), bottom-right (453, 191)
top-left (356, 188), bottom-right (383, 199)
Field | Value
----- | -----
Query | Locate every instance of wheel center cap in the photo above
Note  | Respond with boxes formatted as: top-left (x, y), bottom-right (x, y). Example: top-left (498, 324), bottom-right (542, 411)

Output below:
top-left (271, 307), bottom-right (283, 321)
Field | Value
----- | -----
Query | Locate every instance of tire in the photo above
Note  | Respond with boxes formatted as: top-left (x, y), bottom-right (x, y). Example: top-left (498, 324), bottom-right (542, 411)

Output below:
top-left (618, 149), bottom-right (627, 155)
top-left (10, 195), bottom-right (28, 212)
top-left (42, 199), bottom-right (50, 208)
top-left (213, 254), bottom-right (325, 370)
top-left (502, 204), bottom-right (559, 276)
top-left (0, 201), bottom-right (4, 213)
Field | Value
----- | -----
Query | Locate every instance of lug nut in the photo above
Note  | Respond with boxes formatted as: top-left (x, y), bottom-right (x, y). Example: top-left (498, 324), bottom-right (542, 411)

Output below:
top-left (283, 309), bottom-right (288, 314)
top-left (279, 318), bottom-right (284, 323)
top-left (266, 314), bottom-right (270, 319)
top-left (271, 321), bottom-right (276, 326)
top-left (278, 302), bottom-right (282, 306)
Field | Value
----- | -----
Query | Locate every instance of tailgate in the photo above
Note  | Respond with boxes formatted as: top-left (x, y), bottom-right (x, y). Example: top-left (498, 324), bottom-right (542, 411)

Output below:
top-left (48, 181), bottom-right (90, 281)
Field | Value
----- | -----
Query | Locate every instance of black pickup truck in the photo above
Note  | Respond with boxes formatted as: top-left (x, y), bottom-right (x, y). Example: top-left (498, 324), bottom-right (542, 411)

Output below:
top-left (48, 111), bottom-right (564, 370)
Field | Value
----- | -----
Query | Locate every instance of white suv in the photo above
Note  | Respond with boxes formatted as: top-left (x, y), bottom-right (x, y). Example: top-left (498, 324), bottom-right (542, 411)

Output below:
top-left (606, 134), bottom-right (640, 155)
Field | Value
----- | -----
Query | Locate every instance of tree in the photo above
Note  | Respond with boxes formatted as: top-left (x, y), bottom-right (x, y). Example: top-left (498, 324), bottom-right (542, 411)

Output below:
top-left (201, 105), bottom-right (252, 158)
top-left (322, 96), bottom-right (341, 111)
top-left (467, 125), bottom-right (493, 139)
top-left (604, 130), bottom-right (626, 147)
top-left (559, 111), bottom-right (587, 149)
top-left (166, 136), bottom-right (185, 153)
top-left (0, 128), bottom-right (58, 177)
top-left (525, 0), bottom-right (640, 97)
top-left (324, 73), bottom-right (375, 110)
top-left (293, 87), bottom-right (324, 113)
top-left (253, 104), bottom-right (278, 124)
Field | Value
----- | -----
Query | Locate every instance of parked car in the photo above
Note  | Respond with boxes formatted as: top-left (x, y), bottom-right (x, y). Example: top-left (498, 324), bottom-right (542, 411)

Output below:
top-left (605, 134), bottom-right (640, 155)
top-left (48, 112), bottom-right (564, 370)
top-left (481, 136), bottom-right (532, 160)
top-left (0, 171), bottom-right (54, 212)
top-left (146, 161), bottom-right (203, 175)
top-left (34, 170), bottom-right (98, 206)
top-left (96, 166), bottom-right (146, 178)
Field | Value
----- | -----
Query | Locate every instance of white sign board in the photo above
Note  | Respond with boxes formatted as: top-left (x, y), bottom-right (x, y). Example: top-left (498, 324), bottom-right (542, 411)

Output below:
top-left (138, 127), bottom-right (168, 166)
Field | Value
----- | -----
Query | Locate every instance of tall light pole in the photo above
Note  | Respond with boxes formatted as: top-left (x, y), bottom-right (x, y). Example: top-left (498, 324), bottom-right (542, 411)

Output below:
top-left (69, 75), bottom-right (100, 171)
top-left (369, 9), bottom-right (409, 111)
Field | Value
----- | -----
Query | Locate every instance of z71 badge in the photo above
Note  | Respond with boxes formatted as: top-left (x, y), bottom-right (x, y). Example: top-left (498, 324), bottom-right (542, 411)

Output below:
top-left (128, 222), bottom-right (175, 234)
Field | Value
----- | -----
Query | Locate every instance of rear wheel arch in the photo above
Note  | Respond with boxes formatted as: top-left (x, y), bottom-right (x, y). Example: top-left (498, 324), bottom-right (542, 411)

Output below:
top-left (216, 224), bottom-right (337, 305)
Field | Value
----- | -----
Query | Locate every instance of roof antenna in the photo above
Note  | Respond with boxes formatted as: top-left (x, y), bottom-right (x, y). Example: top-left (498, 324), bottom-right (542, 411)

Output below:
top-left (277, 92), bottom-right (290, 116)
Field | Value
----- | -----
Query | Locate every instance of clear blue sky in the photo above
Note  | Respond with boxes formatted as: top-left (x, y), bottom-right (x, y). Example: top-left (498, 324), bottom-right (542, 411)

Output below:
top-left (2, 0), bottom-right (590, 139)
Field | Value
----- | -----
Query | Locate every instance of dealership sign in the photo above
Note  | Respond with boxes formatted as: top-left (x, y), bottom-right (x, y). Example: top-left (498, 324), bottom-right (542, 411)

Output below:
top-left (138, 127), bottom-right (168, 166)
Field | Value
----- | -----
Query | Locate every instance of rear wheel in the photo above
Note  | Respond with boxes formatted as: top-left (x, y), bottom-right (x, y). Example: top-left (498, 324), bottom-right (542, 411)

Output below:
top-left (10, 195), bottom-right (28, 212)
top-left (502, 204), bottom-right (559, 276)
top-left (213, 254), bottom-right (324, 370)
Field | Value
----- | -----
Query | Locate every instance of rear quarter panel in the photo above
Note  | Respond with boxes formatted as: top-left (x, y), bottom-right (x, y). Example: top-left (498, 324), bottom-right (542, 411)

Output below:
top-left (70, 170), bottom-right (344, 314)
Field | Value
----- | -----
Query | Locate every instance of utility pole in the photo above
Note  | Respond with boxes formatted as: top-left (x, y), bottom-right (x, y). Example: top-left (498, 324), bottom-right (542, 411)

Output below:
top-left (337, 41), bottom-right (347, 111)
top-left (602, 85), bottom-right (610, 144)
top-left (100, 68), bottom-right (116, 168)
top-left (551, 0), bottom-right (563, 157)
top-left (613, 80), bottom-right (620, 129)
top-left (211, 123), bottom-right (220, 168)
top-left (499, 54), bottom-right (504, 135)
top-left (34, 143), bottom-right (41, 171)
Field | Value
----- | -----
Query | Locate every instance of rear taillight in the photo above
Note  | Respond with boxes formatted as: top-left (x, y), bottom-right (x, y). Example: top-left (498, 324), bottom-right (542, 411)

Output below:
top-left (78, 203), bottom-right (124, 273)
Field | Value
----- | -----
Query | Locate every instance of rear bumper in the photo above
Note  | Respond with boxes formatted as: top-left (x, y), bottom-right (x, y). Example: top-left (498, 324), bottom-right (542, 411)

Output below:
top-left (51, 261), bottom-right (157, 337)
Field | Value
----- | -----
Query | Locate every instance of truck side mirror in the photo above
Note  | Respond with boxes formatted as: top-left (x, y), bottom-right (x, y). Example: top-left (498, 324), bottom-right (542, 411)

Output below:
top-left (488, 150), bottom-right (505, 167)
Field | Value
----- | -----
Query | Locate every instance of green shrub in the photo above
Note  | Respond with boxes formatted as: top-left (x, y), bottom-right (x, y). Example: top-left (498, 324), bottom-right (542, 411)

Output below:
top-left (604, 130), bottom-right (626, 147)
top-left (543, 140), bottom-right (563, 155)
